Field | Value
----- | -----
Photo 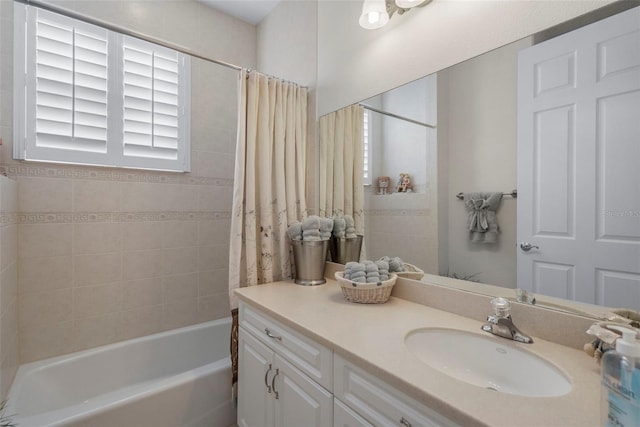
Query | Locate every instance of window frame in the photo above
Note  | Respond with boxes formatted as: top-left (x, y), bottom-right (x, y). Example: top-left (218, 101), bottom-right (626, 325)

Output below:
top-left (13, 4), bottom-right (191, 172)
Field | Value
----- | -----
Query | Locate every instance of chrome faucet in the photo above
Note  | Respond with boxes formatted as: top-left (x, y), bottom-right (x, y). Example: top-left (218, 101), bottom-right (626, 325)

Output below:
top-left (481, 297), bottom-right (533, 344)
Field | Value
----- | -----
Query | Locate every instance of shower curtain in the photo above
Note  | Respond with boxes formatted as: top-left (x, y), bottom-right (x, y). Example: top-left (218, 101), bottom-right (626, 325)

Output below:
top-left (319, 104), bottom-right (365, 236)
top-left (228, 69), bottom-right (308, 397)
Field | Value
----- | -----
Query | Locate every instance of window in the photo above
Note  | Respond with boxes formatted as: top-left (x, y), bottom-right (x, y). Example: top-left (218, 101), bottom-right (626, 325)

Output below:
top-left (14, 5), bottom-right (191, 172)
top-left (363, 109), bottom-right (372, 185)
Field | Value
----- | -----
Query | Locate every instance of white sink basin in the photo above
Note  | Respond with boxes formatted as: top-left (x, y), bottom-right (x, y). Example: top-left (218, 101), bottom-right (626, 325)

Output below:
top-left (405, 328), bottom-right (572, 397)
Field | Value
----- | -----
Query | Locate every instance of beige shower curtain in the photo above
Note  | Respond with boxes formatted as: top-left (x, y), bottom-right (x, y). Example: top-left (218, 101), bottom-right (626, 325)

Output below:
top-left (228, 69), bottom-right (308, 394)
top-left (319, 104), bottom-right (365, 235)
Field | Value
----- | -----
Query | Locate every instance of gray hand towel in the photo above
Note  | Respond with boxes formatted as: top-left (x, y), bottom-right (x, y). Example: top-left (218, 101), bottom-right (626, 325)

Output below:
top-left (464, 192), bottom-right (503, 243)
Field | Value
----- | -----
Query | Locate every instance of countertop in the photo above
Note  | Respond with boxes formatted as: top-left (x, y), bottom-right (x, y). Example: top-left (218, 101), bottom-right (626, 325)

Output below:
top-left (235, 279), bottom-right (602, 427)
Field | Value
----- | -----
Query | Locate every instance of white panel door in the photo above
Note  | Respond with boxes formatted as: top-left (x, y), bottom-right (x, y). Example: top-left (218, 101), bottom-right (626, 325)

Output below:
top-left (517, 6), bottom-right (640, 308)
top-left (273, 354), bottom-right (333, 427)
top-left (238, 329), bottom-right (275, 427)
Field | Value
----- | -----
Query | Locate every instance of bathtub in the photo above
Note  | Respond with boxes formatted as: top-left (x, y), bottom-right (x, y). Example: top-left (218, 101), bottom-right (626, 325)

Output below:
top-left (6, 318), bottom-right (236, 427)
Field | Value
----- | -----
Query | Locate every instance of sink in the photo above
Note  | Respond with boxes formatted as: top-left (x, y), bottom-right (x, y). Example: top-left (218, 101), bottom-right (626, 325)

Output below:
top-left (404, 328), bottom-right (572, 397)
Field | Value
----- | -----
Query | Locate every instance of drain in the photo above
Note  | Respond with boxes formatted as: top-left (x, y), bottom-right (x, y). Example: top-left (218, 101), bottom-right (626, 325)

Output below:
top-left (486, 386), bottom-right (498, 391)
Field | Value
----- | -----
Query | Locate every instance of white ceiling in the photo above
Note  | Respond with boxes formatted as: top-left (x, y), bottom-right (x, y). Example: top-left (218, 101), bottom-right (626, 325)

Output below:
top-left (198, 0), bottom-right (281, 25)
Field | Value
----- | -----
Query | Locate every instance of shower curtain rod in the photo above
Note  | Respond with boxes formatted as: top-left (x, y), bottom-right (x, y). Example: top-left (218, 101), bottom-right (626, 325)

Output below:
top-left (359, 104), bottom-right (436, 129)
top-left (17, 0), bottom-right (243, 72)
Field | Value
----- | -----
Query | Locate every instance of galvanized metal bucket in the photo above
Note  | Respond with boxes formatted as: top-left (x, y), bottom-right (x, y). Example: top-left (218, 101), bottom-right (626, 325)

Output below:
top-left (291, 239), bottom-right (329, 286)
top-left (329, 236), bottom-right (363, 264)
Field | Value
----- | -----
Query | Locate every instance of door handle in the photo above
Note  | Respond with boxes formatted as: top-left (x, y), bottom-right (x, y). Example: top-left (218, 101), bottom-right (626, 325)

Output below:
top-left (271, 368), bottom-right (280, 399)
top-left (265, 328), bottom-right (282, 341)
top-left (520, 242), bottom-right (539, 252)
top-left (264, 363), bottom-right (273, 393)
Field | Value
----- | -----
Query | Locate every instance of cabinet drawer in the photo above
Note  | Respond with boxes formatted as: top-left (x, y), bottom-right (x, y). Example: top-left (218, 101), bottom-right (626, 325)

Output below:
top-left (335, 399), bottom-right (373, 427)
top-left (240, 301), bottom-right (333, 391)
top-left (334, 354), bottom-right (458, 427)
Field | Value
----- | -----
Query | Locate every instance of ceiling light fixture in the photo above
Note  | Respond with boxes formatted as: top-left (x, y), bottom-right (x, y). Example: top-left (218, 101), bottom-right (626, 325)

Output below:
top-left (359, 0), bottom-right (432, 30)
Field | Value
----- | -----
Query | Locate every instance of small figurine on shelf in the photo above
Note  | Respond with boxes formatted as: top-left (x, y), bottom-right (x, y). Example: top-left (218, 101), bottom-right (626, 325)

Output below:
top-left (396, 173), bottom-right (413, 193)
top-left (377, 176), bottom-right (390, 195)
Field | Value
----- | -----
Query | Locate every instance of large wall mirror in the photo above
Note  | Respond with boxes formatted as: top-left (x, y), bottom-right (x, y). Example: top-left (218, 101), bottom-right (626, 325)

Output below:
top-left (320, 3), bottom-right (640, 318)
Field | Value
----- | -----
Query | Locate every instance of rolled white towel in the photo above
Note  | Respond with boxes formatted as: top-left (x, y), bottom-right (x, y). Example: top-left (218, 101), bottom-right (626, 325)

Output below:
top-left (388, 257), bottom-right (405, 272)
top-left (302, 215), bottom-right (321, 231)
top-left (375, 260), bottom-right (389, 272)
top-left (302, 229), bottom-right (321, 241)
top-left (287, 222), bottom-right (302, 241)
top-left (320, 217), bottom-right (334, 232)
top-left (333, 217), bottom-right (346, 234)
top-left (349, 271), bottom-right (366, 279)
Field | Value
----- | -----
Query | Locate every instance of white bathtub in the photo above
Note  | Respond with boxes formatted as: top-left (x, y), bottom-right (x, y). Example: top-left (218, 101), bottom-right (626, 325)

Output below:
top-left (7, 318), bottom-right (236, 427)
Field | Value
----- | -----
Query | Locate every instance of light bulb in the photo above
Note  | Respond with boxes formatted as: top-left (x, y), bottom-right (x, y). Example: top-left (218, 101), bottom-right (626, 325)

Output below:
top-left (359, 0), bottom-right (389, 29)
top-left (368, 11), bottom-right (380, 24)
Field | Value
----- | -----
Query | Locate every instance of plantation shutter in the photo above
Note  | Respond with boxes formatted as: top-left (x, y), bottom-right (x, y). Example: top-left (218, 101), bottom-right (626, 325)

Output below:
top-left (22, 7), bottom-right (113, 164)
top-left (15, 4), bottom-right (191, 172)
top-left (121, 36), bottom-right (190, 169)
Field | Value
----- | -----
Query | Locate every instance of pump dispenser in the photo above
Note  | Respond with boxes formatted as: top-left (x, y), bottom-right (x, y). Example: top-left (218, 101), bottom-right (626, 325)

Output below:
top-left (601, 326), bottom-right (640, 426)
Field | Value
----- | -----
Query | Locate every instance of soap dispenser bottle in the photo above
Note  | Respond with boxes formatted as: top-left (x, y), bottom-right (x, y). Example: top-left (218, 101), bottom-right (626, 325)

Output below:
top-left (602, 326), bottom-right (640, 427)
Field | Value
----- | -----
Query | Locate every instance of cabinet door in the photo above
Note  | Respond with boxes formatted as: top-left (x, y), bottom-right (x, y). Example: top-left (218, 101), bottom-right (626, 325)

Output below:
top-left (334, 399), bottom-right (373, 427)
top-left (238, 328), bottom-right (275, 427)
top-left (274, 354), bottom-right (333, 427)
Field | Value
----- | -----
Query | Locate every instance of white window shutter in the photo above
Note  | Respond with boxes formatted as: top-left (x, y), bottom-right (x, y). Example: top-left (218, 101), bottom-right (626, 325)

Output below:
top-left (120, 36), bottom-right (190, 171)
top-left (25, 7), bottom-right (111, 163)
top-left (15, 4), bottom-right (190, 172)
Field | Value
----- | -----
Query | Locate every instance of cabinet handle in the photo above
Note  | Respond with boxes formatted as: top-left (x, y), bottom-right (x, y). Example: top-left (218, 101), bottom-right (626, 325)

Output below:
top-left (400, 417), bottom-right (412, 427)
top-left (265, 328), bottom-right (282, 341)
top-left (264, 363), bottom-right (273, 393)
top-left (271, 368), bottom-right (280, 399)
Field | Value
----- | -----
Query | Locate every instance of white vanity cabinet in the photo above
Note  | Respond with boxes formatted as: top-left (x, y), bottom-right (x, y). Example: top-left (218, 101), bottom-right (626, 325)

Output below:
top-left (238, 302), bottom-right (333, 427)
top-left (334, 355), bottom-right (458, 427)
top-left (238, 301), bottom-right (457, 427)
top-left (334, 399), bottom-right (374, 427)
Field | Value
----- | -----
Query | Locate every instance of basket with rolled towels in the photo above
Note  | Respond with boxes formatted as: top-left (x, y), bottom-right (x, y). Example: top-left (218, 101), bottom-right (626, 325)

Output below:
top-left (335, 259), bottom-right (398, 304)
top-left (378, 256), bottom-right (425, 280)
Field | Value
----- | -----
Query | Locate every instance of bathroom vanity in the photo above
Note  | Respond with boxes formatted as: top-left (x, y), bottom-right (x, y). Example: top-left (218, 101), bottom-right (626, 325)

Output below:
top-left (235, 272), bottom-right (602, 427)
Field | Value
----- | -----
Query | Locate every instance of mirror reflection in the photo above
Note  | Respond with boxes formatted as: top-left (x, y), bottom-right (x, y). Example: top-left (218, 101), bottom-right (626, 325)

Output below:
top-left (323, 6), bottom-right (640, 316)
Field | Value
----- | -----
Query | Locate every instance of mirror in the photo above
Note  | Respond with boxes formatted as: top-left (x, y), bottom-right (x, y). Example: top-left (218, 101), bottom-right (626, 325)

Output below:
top-left (321, 4), bottom-right (640, 319)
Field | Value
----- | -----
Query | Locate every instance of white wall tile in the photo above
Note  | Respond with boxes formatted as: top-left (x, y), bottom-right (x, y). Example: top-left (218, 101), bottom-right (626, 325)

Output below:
top-left (19, 223), bottom-right (73, 258)
top-left (74, 223), bottom-right (123, 254)
top-left (74, 252), bottom-right (122, 286)
top-left (123, 249), bottom-right (164, 281)
top-left (19, 255), bottom-right (72, 294)
top-left (73, 180), bottom-right (123, 212)
top-left (18, 177), bottom-right (73, 212)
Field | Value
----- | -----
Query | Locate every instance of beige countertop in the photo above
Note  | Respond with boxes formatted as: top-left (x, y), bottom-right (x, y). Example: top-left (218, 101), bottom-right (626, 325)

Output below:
top-left (235, 279), bottom-right (602, 427)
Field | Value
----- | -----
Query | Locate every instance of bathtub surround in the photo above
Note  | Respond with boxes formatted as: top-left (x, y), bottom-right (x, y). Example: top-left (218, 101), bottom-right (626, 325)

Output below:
top-left (0, 0), bottom-right (256, 364)
top-left (0, 176), bottom-right (18, 400)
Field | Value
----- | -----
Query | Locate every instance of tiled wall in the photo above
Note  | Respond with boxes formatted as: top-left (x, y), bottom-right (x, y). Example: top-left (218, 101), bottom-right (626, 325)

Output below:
top-left (0, 1), bottom-right (255, 363)
top-left (13, 162), bottom-right (234, 362)
top-left (364, 188), bottom-right (438, 275)
top-left (0, 176), bottom-right (18, 400)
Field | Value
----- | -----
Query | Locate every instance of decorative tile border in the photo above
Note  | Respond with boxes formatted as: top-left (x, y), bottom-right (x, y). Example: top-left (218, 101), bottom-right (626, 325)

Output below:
top-left (18, 211), bottom-right (232, 224)
top-left (0, 212), bottom-right (18, 225)
top-left (366, 209), bottom-right (431, 217)
top-left (0, 163), bottom-right (234, 187)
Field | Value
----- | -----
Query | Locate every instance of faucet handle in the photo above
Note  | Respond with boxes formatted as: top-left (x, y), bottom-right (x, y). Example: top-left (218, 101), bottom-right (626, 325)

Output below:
top-left (490, 297), bottom-right (511, 318)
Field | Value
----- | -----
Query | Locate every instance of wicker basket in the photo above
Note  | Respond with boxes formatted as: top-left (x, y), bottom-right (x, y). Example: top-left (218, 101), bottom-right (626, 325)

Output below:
top-left (395, 262), bottom-right (425, 280)
top-left (335, 272), bottom-right (397, 304)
